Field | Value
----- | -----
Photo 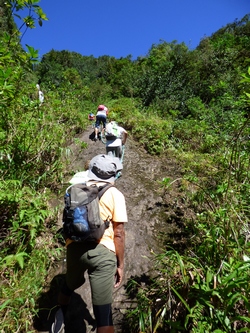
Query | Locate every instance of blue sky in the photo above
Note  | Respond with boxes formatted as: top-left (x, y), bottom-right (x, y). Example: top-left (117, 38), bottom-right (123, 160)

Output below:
top-left (18, 0), bottom-right (249, 60)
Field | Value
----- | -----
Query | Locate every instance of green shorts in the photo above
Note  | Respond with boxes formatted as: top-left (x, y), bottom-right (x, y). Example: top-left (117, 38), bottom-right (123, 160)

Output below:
top-left (66, 242), bottom-right (117, 305)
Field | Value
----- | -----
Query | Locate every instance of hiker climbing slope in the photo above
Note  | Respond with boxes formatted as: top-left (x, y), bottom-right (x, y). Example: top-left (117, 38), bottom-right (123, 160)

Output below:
top-left (94, 105), bottom-right (108, 141)
top-left (53, 154), bottom-right (128, 333)
top-left (105, 121), bottom-right (128, 161)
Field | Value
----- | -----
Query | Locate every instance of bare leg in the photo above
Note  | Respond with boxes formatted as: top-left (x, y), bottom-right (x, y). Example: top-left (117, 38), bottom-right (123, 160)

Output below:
top-left (97, 326), bottom-right (114, 333)
top-left (94, 127), bottom-right (98, 140)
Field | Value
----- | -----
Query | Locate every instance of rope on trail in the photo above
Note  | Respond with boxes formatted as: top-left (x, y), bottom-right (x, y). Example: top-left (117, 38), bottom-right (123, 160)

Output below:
top-left (120, 145), bottom-right (125, 164)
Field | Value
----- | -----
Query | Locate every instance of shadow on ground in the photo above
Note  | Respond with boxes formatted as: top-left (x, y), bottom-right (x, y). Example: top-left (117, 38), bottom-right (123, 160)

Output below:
top-left (33, 274), bottom-right (96, 333)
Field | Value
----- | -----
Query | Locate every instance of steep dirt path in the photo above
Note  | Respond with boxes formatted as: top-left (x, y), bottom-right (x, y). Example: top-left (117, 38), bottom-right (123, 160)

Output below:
top-left (35, 126), bottom-right (188, 333)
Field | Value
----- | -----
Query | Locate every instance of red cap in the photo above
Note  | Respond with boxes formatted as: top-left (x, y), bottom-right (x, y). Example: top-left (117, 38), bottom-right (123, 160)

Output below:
top-left (97, 104), bottom-right (105, 111)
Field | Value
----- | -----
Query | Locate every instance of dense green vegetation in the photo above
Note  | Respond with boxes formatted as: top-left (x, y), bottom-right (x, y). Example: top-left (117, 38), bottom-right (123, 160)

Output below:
top-left (0, 1), bottom-right (249, 332)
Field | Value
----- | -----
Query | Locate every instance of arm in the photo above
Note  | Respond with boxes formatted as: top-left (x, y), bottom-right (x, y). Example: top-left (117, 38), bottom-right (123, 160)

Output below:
top-left (122, 130), bottom-right (128, 145)
top-left (113, 222), bottom-right (125, 287)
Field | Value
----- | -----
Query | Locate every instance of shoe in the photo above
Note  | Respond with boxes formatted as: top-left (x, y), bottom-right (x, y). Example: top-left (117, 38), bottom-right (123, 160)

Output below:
top-left (50, 308), bottom-right (65, 333)
top-left (94, 136), bottom-right (97, 142)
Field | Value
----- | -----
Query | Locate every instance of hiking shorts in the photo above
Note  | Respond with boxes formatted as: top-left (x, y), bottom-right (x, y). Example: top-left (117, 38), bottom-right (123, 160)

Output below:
top-left (95, 115), bottom-right (107, 129)
top-left (106, 145), bottom-right (122, 159)
top-left (66, 242), bottom-right (117, 305)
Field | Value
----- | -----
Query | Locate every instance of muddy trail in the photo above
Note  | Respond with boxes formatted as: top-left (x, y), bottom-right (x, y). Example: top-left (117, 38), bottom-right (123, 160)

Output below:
top-left (34, 126), bottom-right (194, 333)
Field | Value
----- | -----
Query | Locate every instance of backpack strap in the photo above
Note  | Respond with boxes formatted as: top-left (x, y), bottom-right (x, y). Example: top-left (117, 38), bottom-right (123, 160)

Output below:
top-left (98, 183), bottom-right (114, 199)
top-left (98, 183), bottom-right (114, 225)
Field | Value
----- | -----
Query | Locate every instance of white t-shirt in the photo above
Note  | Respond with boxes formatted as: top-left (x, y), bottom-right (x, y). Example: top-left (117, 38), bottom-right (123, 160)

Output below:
top-left (96, 107), bottom-right (108, 117)
top-left (106, 126), bottom-right (125, 147)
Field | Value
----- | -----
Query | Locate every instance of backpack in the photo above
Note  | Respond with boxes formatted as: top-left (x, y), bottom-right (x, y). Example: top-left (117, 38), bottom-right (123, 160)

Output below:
top-left (105, 122), bottom-right (119, 140)
top-left (88, 113), bottom-right (95, 121)
top-left (62, 183), bottom-right (113, 242)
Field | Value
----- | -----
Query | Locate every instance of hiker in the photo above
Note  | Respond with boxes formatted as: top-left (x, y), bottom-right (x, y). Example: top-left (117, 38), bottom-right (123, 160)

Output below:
top-left (54, 154), bottom-right (127, 333)
top-left (36, 83), bottom-right (44, 105)
top-left (88, 113), bottom-right (95, 121)
top-left (94, 105), bottom-right (108, 141)
top-left (105, 121), bottom-right (128, 160)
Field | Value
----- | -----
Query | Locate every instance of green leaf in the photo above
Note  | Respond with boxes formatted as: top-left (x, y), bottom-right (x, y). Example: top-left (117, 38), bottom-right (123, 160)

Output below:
top-left (171, 286), bottom-right (191, 313)
top-left (25, 45), bottom-right (39, 59)
top-left (0, 299), bottom-right (11, 311)
top-left (243, 254), bottom-right (250, 262)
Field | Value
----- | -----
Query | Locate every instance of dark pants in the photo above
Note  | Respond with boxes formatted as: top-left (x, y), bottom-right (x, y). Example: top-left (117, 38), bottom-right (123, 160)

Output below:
top-left (95, 115), bottom-right (107, 129)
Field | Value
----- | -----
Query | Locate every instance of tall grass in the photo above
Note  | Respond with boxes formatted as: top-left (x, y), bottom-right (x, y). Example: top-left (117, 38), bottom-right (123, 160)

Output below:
top-left (120, 73), bottom-right (250, 332)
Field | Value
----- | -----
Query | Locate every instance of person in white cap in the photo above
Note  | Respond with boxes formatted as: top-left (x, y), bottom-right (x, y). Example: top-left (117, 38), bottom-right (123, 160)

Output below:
top-left (105, 121), bottom-right (128, 160)
top-left (54, 154), bottom-right (127, 333)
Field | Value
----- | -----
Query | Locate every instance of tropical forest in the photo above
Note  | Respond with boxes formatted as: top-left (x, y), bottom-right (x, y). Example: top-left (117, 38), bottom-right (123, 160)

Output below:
top-left (0, 1), bottom-right (250, 332)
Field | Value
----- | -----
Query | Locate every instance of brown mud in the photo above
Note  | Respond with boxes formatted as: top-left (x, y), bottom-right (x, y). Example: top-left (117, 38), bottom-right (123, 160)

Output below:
top-left (34, 126), bottom-right (194, 333)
